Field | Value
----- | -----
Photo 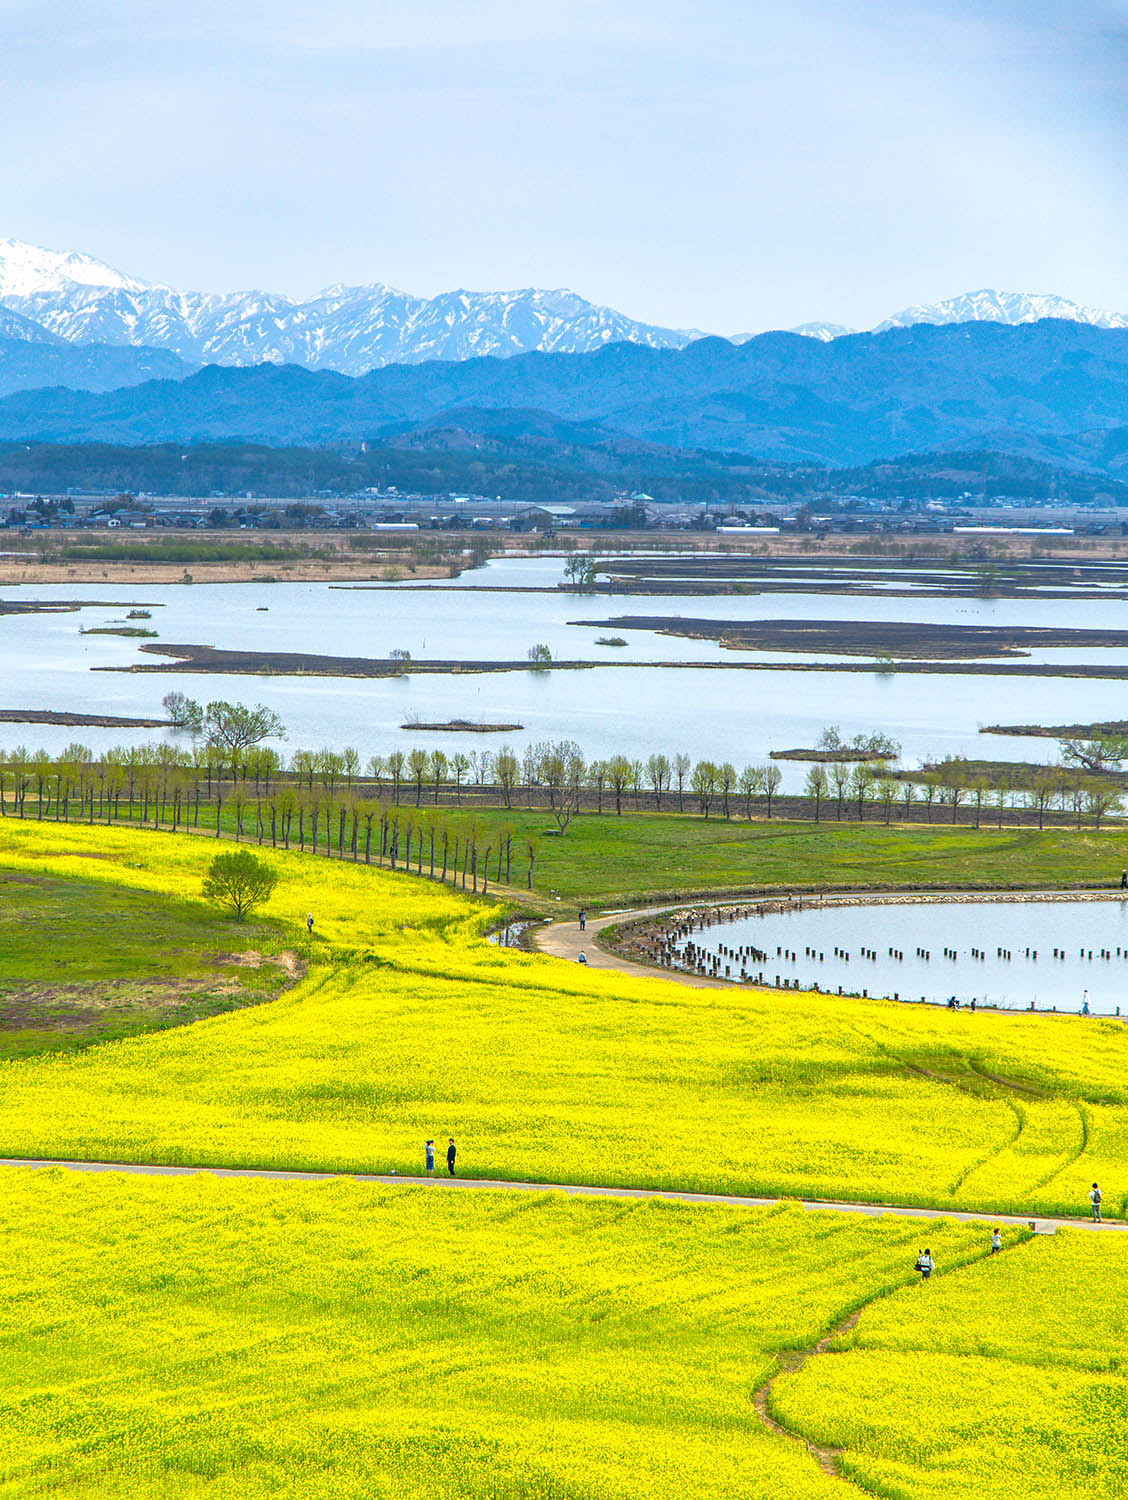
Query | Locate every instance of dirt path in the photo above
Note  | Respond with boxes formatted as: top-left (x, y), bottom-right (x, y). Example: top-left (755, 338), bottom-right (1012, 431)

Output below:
top-left (532, 890), bottom-right (1128, 1004)
top-left (753, 1309), bottom-right (863, 1480)
top-left (0, 1156), bottom-right (1122, 1232)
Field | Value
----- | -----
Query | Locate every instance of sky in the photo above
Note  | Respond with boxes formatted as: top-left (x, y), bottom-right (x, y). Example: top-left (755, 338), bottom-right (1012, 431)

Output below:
top-left (1, 0), bottom-right (1127, 332)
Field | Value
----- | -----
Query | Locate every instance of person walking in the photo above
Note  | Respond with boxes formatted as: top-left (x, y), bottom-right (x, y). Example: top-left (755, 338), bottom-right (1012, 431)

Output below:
top-left (1089, 1183), bottom-right (1102, 1222)
top-left (307, 912), bottom-right (314, 935)
top-left (424, 1139), bottom-right (435, 1176)
top-left (447, 1138), bottom-right (457, 1177)
top-left (578, 908), bottom-right (586, 932)
top-left (915, 1248), bottom-right (934, 1281)
top-left (991, 1228), bottom-right (1001, 1255)
top-left (1082, 990), bottom-right (1090, 1016)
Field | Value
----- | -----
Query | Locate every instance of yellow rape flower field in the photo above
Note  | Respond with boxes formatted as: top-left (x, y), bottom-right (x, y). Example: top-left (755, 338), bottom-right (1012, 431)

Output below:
top-left (0, 820), bottom-right (1126, 1216)
top-left (0, 1171), bottom-right (996, 1500)
top-left (775, 1230), bottom-right (1128, 1499)
top-left (1, 819), bottom-right (1128, 1497)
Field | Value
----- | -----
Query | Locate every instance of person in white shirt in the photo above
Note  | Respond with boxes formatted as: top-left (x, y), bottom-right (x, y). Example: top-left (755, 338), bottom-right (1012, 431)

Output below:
top-left (916, 1249), bottom-right (934, 1281)
top-left (991, 1228), bottom-right (1001, 1254)
top-left (1089, 1183), bottom-right (1102, 1223)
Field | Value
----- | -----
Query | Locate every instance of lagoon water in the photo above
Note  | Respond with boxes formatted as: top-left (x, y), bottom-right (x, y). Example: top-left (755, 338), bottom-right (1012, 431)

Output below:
top-left (3, 555), bottom-right (1128, 779)
top-left (673, 897), bottom-right (1128, 1016)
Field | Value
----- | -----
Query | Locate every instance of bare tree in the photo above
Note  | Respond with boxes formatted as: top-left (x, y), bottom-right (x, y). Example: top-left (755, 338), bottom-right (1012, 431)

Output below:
top-left (673, 752), bottom-right (691, 812)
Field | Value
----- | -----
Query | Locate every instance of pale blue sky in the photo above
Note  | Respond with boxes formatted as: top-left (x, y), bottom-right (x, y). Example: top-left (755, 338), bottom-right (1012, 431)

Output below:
top-left (2, 0), bottom-right (1126, 330)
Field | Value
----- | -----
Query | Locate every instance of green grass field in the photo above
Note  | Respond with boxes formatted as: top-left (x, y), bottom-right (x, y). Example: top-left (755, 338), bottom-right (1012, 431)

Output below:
top-left (0, 866), bottom-right (295, 1060)
top-left (141, 800), bottom-right (1128, 909)
top-left (478, 810), bottom-right (1128, 907)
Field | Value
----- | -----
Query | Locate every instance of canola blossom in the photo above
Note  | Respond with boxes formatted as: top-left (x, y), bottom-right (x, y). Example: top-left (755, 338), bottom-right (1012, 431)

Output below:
top-left (0, 820), bottom-right (1126, 1217)
top-left (774, 1230), bottom-right (1128, 1499)
top-left (0, 1171), bottom-right (989, 1499)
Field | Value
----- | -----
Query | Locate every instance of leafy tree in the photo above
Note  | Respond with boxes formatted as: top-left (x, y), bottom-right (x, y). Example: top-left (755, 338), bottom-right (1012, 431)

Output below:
top-left (646, 753), bottom-right (670, 810)
top-left (538, 740), bottom-right (586, 833)
top-left (407, 748), bottom-right (429, 806)
top-left (429, 749), bottom-right (449, 803)
top-left (202, 701), bottom-right (285, 779)
top-left (385, 749), bottom-right (405, 803)
top-left (606, 755), bottom-right (633, 816)
top-left (830, 760), bottom-right (851, 819)
top-left (673, 752), bottom-right (692, 812)
top-left (527, 643), bottom-right (553, 668)
top-left (804, 764), bottom-right (828, 822)
top-left (162, 691), bottom-right (203, 731)
top-left (717, 762), bottom-right (737, 819)
top-left (739, 764), bottom-right (763, 818)
top-left (450, 752), bottom-right (470, 804)
top-left (690, 760), bottom-right (717, 818)
top-left (201, 849), bottom-right (278, 922)
top-left (563, 554), bottom-right (599, 590)
top-left (761, 763), bottom-right (782, 819)
top-left (494, 747), bottom-right (519, 808)
top-left (1084, 780), bottom-right (1122, 830)
top-left (1059, 736), bottom-right (1128, 774)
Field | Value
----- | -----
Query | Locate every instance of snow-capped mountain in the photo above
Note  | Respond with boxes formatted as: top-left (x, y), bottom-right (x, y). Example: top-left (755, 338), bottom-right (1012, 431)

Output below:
top-left (874, 289), bottom-right (1128, 334)
top-left (785, 321), bottom-right (858, 342)
top-left (0, 238), bottom-right (700, 374)
top-left (0, 304), bottom-right (60, 344)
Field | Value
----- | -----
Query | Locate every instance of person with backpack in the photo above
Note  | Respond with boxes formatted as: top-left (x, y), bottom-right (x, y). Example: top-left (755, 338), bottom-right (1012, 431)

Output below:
top-left (915, 1248), bottom-right (934, 1281)
top-left (991, 1228), bottom-right (1001, 1255)
top-left (1089, 1183), bottom-right (1102, 1222)
top-left (447, 1138), bottom-right (457, 1176)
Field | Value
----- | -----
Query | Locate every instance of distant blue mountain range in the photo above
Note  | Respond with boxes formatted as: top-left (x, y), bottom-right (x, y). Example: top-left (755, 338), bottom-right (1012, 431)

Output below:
top-left (2, 320), bottom-right (1128, 473)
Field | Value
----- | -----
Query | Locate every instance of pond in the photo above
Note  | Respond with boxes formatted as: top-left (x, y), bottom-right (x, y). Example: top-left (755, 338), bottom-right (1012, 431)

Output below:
top-left (667, 896), bottom-right (1128, 1016)
top-left (3, 557), bottom-right (1128, 782)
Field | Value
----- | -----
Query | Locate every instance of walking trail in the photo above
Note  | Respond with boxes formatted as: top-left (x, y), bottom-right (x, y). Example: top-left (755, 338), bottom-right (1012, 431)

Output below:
top-left (0, 1156), bottom-right (1121, 1233)
top-left (532, 888), bottom-right (1128, 1002)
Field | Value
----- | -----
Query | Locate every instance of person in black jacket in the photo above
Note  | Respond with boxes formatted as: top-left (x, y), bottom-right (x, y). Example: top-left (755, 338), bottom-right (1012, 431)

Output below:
top-left (447, 1138), bottom-right (457, 1176)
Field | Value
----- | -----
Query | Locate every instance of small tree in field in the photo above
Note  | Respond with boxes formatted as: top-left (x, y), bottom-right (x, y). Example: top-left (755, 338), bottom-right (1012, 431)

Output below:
top-left (202, 850), bottom-right (278, 922)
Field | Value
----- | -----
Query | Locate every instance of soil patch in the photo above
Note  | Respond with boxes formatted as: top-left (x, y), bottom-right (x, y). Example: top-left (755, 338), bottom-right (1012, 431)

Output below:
top-left (770, 748), bottom-right (889, 763)
top-left (983, 720), bottom-right (1128, 739)
top-left (580, 616), bottom-right (1128, 660)
top-left (402, 719), bottom-right (525, 733)
top-left (0, 710), bottom-right (172, 728)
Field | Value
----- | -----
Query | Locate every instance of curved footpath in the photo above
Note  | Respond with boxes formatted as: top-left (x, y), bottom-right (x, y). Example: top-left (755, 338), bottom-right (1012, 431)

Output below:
top-left (532, 888), bottom-right (1128, 1001)
top-left (0, 1157), bottom-right (1121, 1234)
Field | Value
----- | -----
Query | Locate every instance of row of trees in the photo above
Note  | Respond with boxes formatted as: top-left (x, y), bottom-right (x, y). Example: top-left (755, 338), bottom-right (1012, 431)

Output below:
top-left (801, 756), bottom-right (1122, 829)
top-left (0, 740), bottom-right (1122, 834)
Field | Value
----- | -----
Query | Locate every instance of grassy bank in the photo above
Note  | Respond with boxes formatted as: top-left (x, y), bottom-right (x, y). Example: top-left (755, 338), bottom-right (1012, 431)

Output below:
top-left (0, 866), bottom-right (295, 1060)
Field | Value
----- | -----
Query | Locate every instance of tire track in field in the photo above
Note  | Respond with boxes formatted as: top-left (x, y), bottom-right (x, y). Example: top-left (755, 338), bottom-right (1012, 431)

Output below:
top-left (1027, 1099), bottom-right (1090, 1196)
top-left (845, 1026), bottom-right (1027, 1200)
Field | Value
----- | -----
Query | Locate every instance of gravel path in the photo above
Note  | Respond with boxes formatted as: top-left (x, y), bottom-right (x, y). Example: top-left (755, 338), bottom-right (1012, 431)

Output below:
top-left (1, 1156), bottom-right (1121, 1234)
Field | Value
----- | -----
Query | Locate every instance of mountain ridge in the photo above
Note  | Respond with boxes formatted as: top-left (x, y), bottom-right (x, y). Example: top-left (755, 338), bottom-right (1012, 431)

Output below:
top-left (3, 319), bottom-right (1128, 473)
top-left (4, 237), bottom-right (1128, 374)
